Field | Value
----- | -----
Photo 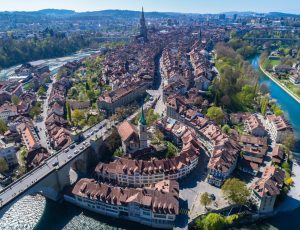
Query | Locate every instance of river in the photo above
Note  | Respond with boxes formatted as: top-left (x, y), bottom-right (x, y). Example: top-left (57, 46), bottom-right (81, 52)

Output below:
top-left (1, 55), bottom-right (300, 230)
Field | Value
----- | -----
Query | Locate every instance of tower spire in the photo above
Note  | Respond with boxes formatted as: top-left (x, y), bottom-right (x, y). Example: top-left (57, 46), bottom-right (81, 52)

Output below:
top-left (139, 6), bottom-right (148, 42)
top-left (139, 104), bottom-right (147, 126)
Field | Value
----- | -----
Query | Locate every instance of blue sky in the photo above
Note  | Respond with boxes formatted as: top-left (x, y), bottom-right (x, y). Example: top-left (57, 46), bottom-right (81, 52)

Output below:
top-left (0, 0), bottom-right (299, 14)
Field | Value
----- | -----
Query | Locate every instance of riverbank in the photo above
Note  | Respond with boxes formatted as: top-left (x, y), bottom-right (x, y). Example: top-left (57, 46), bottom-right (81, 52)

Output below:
top-left (259, 64), bottom-right (300, 104)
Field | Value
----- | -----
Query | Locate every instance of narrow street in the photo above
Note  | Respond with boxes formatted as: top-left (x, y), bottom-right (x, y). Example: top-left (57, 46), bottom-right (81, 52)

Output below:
top-left (34, 74), bottom-right (57, 154)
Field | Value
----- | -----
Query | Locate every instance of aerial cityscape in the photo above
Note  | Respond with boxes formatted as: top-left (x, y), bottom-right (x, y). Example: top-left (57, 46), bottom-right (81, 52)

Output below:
top-left (0, 1), bottom-right (300, 230)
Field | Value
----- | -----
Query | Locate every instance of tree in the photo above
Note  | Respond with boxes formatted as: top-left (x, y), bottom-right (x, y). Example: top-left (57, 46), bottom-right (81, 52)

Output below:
top-left (222, 124), bottom-right (231, 134)
top-left (19, 148), bottom-right (28, 165)
top-left (221, 178), bottom-right (250, 206)
top-left (200, 192), bottom-right (212, 209)
top-left (37, 86), bottom-right (46, 97)
top-left (85, 81), bottom-right (90, 91)
top-left (0, 157), bottom-right (8, 173)
top-left (113, 147), bottom-right (124, 157)
top-left (29, 105), bottom-right (41, 118)
top-left (235, 85), bottom-right (256, 110)
top-left (206, 106), bottom-right (224, 125)
top-left (87, 114), bottom-right (102, 127)
top-left (195, 213), bottom-right (225, 230)
top-left (105, 127), bottom-right (121, 154)
top-left (0, 119), bottom-right (8, 134)
top-left (72, 109), bottom-right (85, 127)
top-left (283, 134), bottom-right (296, 153)
top-left (260, 96), bottom-right (269, 116)
top-left (165, 141), bottom-right (178, 158)
top-left (11, 95), bottom-right (20, 105)
top-left (260, 83), bottom-right (269, 95)
top-left (66, 101), bottom-right (72, 123)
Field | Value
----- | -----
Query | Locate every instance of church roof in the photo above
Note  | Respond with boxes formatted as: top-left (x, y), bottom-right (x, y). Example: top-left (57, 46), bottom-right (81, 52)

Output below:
top-left (117, 121), bottom-right (138, 142)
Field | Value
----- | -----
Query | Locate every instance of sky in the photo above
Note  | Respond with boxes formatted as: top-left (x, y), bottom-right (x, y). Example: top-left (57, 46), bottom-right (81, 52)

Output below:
top-left (0, 0), bottom-right (299, 14)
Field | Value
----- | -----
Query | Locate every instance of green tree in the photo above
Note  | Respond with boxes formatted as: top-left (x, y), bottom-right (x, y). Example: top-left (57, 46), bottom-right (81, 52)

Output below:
top-left (0, 157), bottom-right (8, 173)
top-left (11, 95), bottom-right (20, 105)
top-left (105, 127), bottom-right (121, 155)
top-left (283, 134), bottom-right (296, 153)
top-left (85, 81), bottom-right (90, 91)
top-left (66, 101), bottom-right (72, 123)
top-left (221, 178), bottom-right (250, 206)
top-left (200, 192), bottom-right (212, 209)
top-left (164, 141), bottom-right (178, 158)
top-left (235, 85), bottom-right (256, 110)
top-left (19, 148), bottom-right (28, 165)
top-left (113, 147), bottom-right (124, 157)
top-left (206, 106), bottom-right (224, 125)
top-left (222, 124), bottom-right (231, 134)
top-left (0, 119), bottom-right (8, 134)
top-left (260, 96), bottom-right (269, 116)
top-left (37, 86), bottom-right (46, 96)
top-left (282, 161), bottom-right (291, 175)
top-left (195, 213), bottom-right (225, 230)
top-left (72, 109), bottom-right (85, 127)
top-left (87, 90), bottom-right (96, 102)
top-left (29, 105), bottom-right (41, 118)
top-left (272, 104), bottom-right (284, 116)
top-left (87, 114), bottom-right (102, 127)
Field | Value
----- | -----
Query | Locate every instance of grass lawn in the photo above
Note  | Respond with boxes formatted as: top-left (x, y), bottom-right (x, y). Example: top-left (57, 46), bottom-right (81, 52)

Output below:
top-left (263, 58), bottom-right (281, 69)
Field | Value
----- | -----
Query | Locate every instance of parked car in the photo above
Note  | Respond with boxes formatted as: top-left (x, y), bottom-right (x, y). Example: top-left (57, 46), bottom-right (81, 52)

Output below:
top-left (52, 161), bottom-right (59, 167)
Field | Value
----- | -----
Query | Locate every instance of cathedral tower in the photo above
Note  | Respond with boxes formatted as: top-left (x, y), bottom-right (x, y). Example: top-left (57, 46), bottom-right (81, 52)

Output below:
top-left (139, 7), bottom-right (148, 42)
top-left (138, 105), bottom-right (148, 149)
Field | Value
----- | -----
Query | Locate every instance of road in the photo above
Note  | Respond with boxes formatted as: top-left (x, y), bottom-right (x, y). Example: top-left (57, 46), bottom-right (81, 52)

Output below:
top-left (34, 75), bottom-right (56, 153)
top-left (0, 119), bottom-right (109, 208)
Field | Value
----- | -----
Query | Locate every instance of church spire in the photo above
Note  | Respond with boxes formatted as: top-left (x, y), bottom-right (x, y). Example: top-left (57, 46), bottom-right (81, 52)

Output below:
top-left (139, 104), bottom-right (147, 126)
top-left (139, 6), bottom-right (148, 42)
top-left (142, 6), bottom-right (145, 19)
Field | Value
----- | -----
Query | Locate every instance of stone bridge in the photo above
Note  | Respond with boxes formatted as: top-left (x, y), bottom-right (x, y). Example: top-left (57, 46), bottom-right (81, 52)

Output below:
top-left (0, 136), bottom-right (106, 217)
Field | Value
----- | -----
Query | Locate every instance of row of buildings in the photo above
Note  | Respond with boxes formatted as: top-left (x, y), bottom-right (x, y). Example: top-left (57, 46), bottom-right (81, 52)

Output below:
top-left (45, 79), bottom-right (73, 150)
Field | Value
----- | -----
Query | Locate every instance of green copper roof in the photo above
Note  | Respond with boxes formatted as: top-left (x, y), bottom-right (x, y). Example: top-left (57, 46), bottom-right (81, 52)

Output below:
top-left (139, 105), bottom-right (147, 126)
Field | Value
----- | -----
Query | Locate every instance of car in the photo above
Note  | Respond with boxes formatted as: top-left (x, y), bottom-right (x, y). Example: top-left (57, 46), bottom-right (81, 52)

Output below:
top-left (67, 154), bottom-right (72, 159)
top-left (210, 194), bottom-right (216, 201)
top-left (64, 148), bottom-right (69, 153)
top-left (74, 150), bottom-right (79, 154)
top-left (80, 146), bottom-right (84, 150)
top-left (83, 141), bottom-right (88, 145)
top-left (70, 144), bottom-right (75, 149)
top-left (52, 161), bottom-right (59, 167)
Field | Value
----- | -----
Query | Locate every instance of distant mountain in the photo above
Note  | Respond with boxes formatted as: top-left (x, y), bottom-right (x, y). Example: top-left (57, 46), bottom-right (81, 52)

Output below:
top-left (36, 9), bottom-right (75, 15)
top-left (0, 9), bottom-right (298, 19)
top-left (0, 9), bottom-right (183, 20)
top-left (223, 11), bottom-right (300, 17)
top-left (267, 12), bottom-right (300, 17)
top-left (72, 9), bottom-right (183, 19)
